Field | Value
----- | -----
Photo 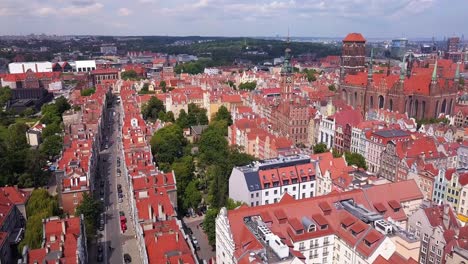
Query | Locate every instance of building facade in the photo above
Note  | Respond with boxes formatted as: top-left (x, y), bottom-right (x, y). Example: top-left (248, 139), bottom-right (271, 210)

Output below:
top-left (228, 155), bottom-right (317, 207)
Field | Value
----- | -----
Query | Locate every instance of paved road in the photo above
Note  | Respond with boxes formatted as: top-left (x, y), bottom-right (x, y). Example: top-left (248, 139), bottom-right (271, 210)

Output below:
top-left (184, 215), bottom-right (216, 262)
top-left (102, 102), bottom-right (124, 264)
top-left (89, 100), bottom-right (123, 264)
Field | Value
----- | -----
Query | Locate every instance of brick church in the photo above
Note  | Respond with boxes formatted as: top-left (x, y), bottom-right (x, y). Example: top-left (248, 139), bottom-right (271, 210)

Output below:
top-left (338, 33), bottom-right (460, 120)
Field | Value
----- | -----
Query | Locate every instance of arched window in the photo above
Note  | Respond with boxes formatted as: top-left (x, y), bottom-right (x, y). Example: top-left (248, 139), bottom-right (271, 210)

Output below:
top-left (414, 100), bottom-right (419, 118)
top-left (421, 101), bottom-right (426, 119)
top-left (342, 89), bottom-right (348, 102)
top-left (370, 96), bottom-right (374, 109)
top-left (378, 95), bottom-right (384, 109)
top-left (435, 100), bottom-right (439, 118)
top-left (441, 99), bottom-right (447, 114)
top-left (389, 99), bottom-right (393, 111)
top-left (448, 99), bottom-right (453, 115)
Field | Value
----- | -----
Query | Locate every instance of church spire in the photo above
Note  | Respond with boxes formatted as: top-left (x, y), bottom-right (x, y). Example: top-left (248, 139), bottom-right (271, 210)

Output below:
top-left (281, 35), bottom-right (293, 75)
top-left (368, 48), bottom-right (374, 81)
top-left (406, 53), bottom-right (412, 77)
top-left (432, 59), bottom-right (438, 84)
top-left (400, 55), bottom-right (406, 82)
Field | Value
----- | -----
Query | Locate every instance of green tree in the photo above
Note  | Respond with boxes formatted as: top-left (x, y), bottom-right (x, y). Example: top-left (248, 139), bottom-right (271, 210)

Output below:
top-left (40, 135), bottom-right (63, 158)
top-left (150, 124), bottom-right (186, 164)
top-left (141, 96), bottom-right (165, 121)
top-left (187, 103), bottom-right (208, 127)
top-left (19, 189), bottom-right (60, 251)
top-left (19, 149), bottom-right (50, 187)
top-left (121, 70), bottom-right (138, 80)
top-left (332, 149), bottom-right (342, 158)
top-left (22, 107), bottom-right (36, 117)
top-left (164, 111), bottom-right (175, 122)
top-left (160, 81), bottom-right (167, 90)
top-left (313, 143), bottom-right (328, 154)
top-left (42, 122), bottom-right (62, 138)
top-left (183, 180), bottom-right (202, 211)
top-left (55, 96), bottom-right (71, 114)
top-left (76, 192), bottom-right (103, 239)
top-left (328, 84), bottom-right (336, 92)
top-left (40, 104), bottom-right (61, 124)
top-left (344, 152), bottom-right (367, 170)
top-left (238, 81), bottom-right (257, 91)
top-left (213, 105), bottom-right (233, 126)
top-left (176, 109), bottom-right (189, 128)
top-left (302, 68), bottom-right (317, 82)
top-left (203, 208), bottom-right (218, 246)
top-left (80, 87), bottom-right (96, 96)
top-left (199, 128), bottom-right (229, 166)
top-left (0, 86), bottom-right (12, 108)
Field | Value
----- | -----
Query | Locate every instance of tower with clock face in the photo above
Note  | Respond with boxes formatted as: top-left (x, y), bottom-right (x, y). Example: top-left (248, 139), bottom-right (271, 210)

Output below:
top-left (281, 46), bottom-right (294, 99)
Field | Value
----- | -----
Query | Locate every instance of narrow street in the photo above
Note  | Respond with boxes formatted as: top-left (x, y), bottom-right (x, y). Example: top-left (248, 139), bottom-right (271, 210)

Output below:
top-left (89, 94), bottom-right (141, 264)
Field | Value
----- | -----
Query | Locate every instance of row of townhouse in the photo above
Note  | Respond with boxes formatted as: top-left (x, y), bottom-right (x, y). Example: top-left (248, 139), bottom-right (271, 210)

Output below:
top-left (0, 187), bottom-right (30, 264)
top-left (408, 203), bottom-right (468, 264)
top-left (228, 117), bottom-right (297, 159)
top-left (218, 180), bottom-right (425, 264)
top-left (118, 81), bottom-right (198, 264)
top-left (54, 83), bottom-right (110, 214)
top-left (20, 216), bottom-right (87, 264)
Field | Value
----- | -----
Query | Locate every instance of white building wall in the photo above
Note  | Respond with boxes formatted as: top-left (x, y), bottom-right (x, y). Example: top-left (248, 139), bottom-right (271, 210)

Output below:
top-left (9, 61), bottom-right (53, 73)
top-left (75, 60), bottom-right (96, 72)
top-left (294, 235), bottom-right (334, 264)
top-left (216, 208), bottom-right (236, 264)
top-left (318, 118), bottom-right (335, 149)
top-left (228, 168), bottom-right (252, 205)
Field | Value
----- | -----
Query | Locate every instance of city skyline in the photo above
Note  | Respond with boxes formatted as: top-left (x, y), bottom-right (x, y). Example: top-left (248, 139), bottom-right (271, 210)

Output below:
top-left (0, 0), bottom-right (467, 38)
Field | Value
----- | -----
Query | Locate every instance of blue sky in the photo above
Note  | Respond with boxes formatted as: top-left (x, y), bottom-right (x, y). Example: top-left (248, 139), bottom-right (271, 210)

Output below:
top-left (0, 0), bottom-right (466, 39)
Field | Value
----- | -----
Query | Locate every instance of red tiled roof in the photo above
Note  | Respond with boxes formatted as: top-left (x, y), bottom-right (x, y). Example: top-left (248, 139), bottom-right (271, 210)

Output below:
top-left (373, 203), bottom-right (387, 213)
top-left (388, 200), bottom-right (401, 210)
top-left (343, 33), bottom-right (366, 42)
top-left (318, 201), bottom-right (332, 212)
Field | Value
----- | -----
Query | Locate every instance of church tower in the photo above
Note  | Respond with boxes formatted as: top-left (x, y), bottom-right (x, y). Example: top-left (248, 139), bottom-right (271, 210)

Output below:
top-left (281, 39), bottom-right (294, 100)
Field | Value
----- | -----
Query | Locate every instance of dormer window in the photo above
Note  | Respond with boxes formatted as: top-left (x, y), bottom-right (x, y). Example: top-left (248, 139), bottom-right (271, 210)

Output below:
top-left (308, 224), bottom-right (316, 232)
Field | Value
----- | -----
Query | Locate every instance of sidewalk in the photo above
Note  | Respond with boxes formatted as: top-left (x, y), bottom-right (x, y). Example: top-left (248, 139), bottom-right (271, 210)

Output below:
top-left (116, 174), bottom-right (142, 263)
top-left (114, 100), bottom-right (142, 264)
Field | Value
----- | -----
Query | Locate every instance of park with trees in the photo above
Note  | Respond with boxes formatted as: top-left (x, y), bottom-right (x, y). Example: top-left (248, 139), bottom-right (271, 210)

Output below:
top-left (149, 104), bottom-right (254, 246)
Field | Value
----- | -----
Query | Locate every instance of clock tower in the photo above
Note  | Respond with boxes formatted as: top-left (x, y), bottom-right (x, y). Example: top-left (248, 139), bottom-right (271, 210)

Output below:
top-left (281, 43), bottom-right (294, 99)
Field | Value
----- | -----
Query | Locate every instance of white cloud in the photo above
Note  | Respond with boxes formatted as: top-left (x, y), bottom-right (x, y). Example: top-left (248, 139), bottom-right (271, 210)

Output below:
top-left (62, 2), bottom-right (104, 15)
top-left (117, 7), bottom-right (132, 16)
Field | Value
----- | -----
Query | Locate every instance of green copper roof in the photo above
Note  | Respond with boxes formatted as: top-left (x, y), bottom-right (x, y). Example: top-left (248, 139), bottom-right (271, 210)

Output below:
top-left (400, 54), bottom-right (406, 81)
top-left (368, 48), bottom-right (374, 79)
top-left (281, 47), bottom-right (293, 74)
top-left (455, 62), bottom-right (460, 79)
top-left (432, 60), bottom-right (438, 82)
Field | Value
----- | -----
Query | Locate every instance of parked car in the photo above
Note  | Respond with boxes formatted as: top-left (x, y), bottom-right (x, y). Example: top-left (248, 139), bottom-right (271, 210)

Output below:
top-left (100, 180), bottom-right (104, 187)
top-left (123, 253), bottom-right (132, 263)
top-left (117, 184), bottom-right (122, 190)
top-left (118, 197), bottom-right (123, 203)
top-left (192, 236), bottom-right (200, 250)
top-left (119, 211), bottom-right (125, 217)
top-left (100, 189), bottom-right (104, 196)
